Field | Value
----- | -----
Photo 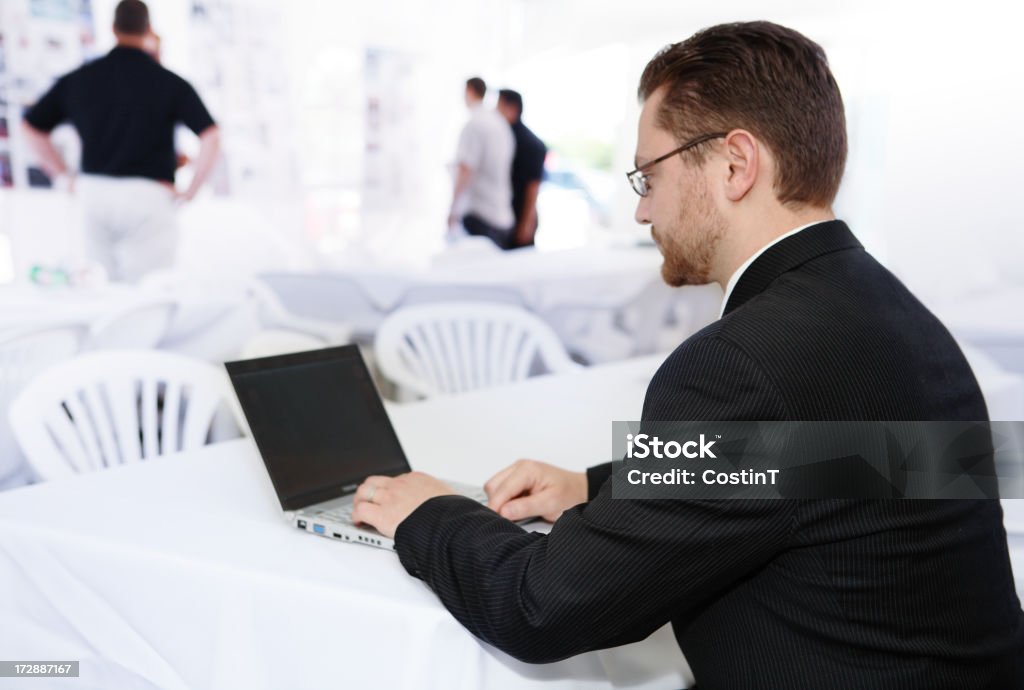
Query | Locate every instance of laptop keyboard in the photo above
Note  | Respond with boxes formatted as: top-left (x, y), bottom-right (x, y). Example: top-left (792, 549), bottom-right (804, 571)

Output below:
top-left (317, 483), bottom-right (487, 525)
top-left (319, 505), bottom-right (354, 524)
top-left (451, 482), bottom-right (489, 504)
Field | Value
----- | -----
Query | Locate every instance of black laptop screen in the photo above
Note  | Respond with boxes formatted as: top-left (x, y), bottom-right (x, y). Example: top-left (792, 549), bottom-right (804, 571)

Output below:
top-left (226, 346), bottom-right (411, 511)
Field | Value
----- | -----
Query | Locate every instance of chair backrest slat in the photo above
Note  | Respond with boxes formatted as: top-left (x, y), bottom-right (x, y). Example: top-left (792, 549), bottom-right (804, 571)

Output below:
top-left (490, 321), bottom-right (512, 387)
top-left (409, 325), bottom-right (443, 394)
top-left (512, 333), bottom-right (536, 382)
top-left (471, 319), bottom-right (488, 391)
top-left (182, 379), bottom-right (228, 449)
top-left (82, 383), bottom-right (122, 466)
top-left (40, 401), bottom-right (96, 473)
top-left (162, 379), bottom-right (183, 455)
top-left (453, 318), bottom-right (473, 391)
top-left (141, 377), bottom-right (160, 460)
top-left (106, 377), bottom-right (142, 464)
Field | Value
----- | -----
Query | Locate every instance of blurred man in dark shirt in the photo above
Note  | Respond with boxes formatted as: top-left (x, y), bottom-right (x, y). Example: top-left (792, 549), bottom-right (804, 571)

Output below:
top-left (498, 89), bottom-right (546, 248)
top-left (23, 0), bottom-right (219, 282)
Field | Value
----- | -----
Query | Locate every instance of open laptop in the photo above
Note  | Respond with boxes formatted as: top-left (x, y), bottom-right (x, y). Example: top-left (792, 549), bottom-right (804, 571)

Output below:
top-left (225, 345), bottom-right (488, 551)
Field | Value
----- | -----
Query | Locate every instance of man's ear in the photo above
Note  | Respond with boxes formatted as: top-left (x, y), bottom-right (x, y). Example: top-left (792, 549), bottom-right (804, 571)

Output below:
top-left (722, 130), bottom-right (759, 202)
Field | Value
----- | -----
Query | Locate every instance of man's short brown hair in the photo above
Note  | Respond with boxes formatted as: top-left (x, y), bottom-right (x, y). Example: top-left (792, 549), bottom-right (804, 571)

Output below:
top-left (466, 77), bottom-right (486, 99)
top-left (114, 0), bottom-right (150, 36)
top-left (638, 21), bottom-right (847, 208)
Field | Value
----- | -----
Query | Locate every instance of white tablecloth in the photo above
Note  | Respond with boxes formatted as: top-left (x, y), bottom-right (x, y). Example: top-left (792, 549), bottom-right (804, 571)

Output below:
top-left (0, 283), bottom-right (249, 358)
top-left (282, 245), bottom-right (722, 362)
top-left (2, 349), bottom-right (1021, 689)
top-left (329, 244), bottom-right (665, 312)
top-left (0, 356), bottom-right (692, 690)
top-left (0, 284), bottom-right (135, 336)
top-left (929, 286), bottom-right (1024, 376)
top-left (959, 344), bottom-right (1024, 421)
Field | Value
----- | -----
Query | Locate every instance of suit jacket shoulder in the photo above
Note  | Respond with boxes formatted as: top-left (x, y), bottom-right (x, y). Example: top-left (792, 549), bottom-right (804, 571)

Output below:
top-left (643, 327), bottom-right (788, 422)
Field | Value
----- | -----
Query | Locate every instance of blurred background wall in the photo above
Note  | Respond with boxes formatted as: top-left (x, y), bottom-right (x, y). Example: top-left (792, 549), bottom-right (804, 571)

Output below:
top-left (1, 0), bottom-right (1021, 301)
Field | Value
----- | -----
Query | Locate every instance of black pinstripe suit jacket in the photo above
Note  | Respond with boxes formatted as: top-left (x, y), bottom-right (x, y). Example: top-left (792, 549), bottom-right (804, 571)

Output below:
top-left (395, 221), bottom-right (1024, 689)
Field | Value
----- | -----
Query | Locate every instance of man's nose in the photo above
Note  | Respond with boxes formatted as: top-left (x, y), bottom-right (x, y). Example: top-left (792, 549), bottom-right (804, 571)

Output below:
top-left (634, 196), bottom-right (650, 225)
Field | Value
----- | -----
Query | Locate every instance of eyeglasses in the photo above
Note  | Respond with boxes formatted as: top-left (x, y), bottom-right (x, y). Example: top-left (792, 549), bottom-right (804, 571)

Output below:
top-left (626, 132), bottom-right (728, 197)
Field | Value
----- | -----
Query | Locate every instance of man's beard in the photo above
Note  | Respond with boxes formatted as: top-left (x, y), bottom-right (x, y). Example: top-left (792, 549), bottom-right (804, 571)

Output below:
top-left (653, 184), bottom-right (724, 287)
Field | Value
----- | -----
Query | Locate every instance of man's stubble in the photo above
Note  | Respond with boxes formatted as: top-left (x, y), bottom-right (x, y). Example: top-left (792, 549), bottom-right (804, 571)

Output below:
top-left (654, 179), bottom-right (725, 288)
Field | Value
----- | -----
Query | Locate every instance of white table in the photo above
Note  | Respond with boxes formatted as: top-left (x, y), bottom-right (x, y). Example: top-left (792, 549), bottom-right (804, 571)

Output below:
top-left (328, 244), bottom-right (665, 313)
top-left (0, 356), bottom-right (692, 690)
top-left (0, 283), bottom-right (249, 357)
top-left (0, 284), bottom-right (133, 337)
top-left (2, 350), bottom-right (1021, 690)
top-left (929, 287), bottom-right (1024, 376)
top-left (281, 244), bottom-right (722, 362)
top-left (960, 343), bottom-right (1024, 421)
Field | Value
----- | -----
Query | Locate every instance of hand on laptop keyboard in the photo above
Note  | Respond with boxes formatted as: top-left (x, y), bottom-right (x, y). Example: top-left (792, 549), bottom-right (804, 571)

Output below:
top-left (319, 483), bottom-right (487, 527)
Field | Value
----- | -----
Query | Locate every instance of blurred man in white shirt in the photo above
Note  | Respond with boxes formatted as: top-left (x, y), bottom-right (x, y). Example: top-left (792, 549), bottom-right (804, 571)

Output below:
top-left (447, 77), bottom-right (516, 249)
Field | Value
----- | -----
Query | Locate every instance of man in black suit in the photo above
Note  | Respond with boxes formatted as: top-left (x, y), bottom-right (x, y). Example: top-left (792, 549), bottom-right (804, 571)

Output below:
top-left (353, 21), bottom-right (1024, 688)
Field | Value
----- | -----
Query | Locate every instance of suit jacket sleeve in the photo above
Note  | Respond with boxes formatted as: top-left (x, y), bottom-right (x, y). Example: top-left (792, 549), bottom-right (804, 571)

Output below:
top-left (395, 334), bottom-right (796, 663)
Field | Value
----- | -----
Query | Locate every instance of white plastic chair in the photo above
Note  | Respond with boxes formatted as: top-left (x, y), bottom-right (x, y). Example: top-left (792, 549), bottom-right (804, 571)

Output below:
top-left (9, 350), bottom-right (238, 481)
top-left (247, 279), bottom-right (352, 346)
top-left (0, 325), bottom-right (87, 488)
top-left (85, 299), bottom-right (177, 350)
top-left (374, 302), bottom-right (580, 398)
top-left (258, 272), bottom-right (383, 341)
top-left (139, 270), bottom-right (351, 357)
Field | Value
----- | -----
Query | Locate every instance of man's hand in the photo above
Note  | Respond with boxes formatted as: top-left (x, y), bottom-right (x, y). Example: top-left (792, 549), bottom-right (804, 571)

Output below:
top-left (513, 221), bottom-right (530, 247)
top-left (485, 459), bottom-right (587, 522)
top-left (351, 472), bottom-right (457, 538)
top-left (53, 172), bottom-right (76, 194)
top-left (178, 125), bottom-right (220, 204)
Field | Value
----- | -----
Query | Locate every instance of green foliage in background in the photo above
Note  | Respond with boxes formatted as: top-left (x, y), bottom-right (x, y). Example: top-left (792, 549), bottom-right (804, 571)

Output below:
top-left (550, 138), bottom-right (615, 171)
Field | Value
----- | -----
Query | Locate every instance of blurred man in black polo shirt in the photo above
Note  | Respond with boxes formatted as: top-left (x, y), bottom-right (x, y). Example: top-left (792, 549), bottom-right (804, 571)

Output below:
top-left (498, 89), bottom-right (547, 248)
top-left (22, 0), bottom-right (219, 282)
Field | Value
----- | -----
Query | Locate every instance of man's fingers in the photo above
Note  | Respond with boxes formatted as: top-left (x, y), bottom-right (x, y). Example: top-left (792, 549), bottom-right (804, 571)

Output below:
top-left (351, 500), bottom-right (384, 528)
top-left (484, 463), bottom-right (519, 497)
top-left (499, 492), bottom-right (557, 521)
top-left (354, 476), bottom-right (392, 506)
top-left (354, 483), bottom-right (375, 503)
top-left (487, 466), bottom-right (536, 513)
